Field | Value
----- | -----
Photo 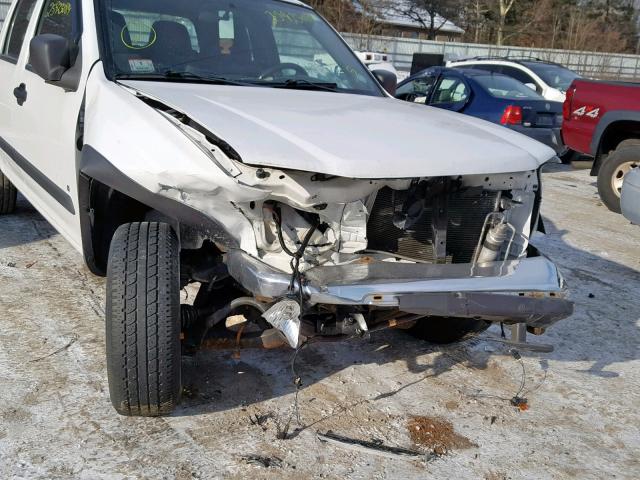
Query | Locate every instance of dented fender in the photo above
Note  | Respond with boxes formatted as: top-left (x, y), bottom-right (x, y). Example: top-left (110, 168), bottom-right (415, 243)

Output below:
top-left (82, 67), bottom-right (262, 253)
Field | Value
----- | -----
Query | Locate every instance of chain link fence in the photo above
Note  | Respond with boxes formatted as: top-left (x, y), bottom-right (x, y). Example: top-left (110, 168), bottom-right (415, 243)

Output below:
top-left (342, 33), bottom-right (640, 81)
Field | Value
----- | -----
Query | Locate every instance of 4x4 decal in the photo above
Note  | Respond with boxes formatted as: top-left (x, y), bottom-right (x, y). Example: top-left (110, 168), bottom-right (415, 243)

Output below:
top-left (573, 106), bottom-right (601, 119)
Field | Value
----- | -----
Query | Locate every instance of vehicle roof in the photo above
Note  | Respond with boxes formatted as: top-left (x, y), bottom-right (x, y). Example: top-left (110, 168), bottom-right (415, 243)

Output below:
top-left (277, 0), bottom-right (312, 7)
top-left (109, 0), bottom-right (312, 11)
top-left (450, 57), bottom-right (565, 68)
top-left (402, 66), bottom-right (516, 83)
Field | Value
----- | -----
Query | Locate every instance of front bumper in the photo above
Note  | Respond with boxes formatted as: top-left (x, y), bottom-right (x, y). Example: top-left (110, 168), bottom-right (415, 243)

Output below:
top-left (226, 251), bottom-right (573, 328)
top-left (509, 126), bottom-right (566, 156)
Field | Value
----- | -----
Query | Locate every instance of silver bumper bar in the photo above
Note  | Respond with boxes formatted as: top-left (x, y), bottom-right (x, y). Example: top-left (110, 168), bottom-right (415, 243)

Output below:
top-left (227, 249), bottom-right (569, 308)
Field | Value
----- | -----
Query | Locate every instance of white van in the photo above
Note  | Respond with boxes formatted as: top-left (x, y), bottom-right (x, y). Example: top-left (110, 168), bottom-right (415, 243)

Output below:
top-left (0, 0), bottom-right (572, 417)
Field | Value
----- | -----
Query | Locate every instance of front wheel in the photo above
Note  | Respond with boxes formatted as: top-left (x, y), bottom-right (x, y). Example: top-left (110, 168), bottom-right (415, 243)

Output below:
top-left (597, 141), bottom-right (640, 213)
top-left (106, 222), bottom-right (182, 416)
top-left (408, 317), bottom-right (491, 344)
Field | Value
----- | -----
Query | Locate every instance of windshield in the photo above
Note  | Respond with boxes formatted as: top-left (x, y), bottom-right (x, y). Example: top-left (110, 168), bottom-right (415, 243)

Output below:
top-left (100, 0), bottom-right (383, 96)
top-left (474, 74), bottom-right (544, 100)
top-left (522, 62), bottom-right (580, 92)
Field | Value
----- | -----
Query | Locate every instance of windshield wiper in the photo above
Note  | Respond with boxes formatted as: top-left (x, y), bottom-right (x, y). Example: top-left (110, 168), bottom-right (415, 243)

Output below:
top-left (264, 78), bottom-right (339, 92)
top-left (115, 71), bottom-right (250, 87)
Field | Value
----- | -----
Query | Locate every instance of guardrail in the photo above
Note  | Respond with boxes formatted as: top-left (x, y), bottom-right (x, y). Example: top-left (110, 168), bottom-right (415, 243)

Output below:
top-left (342, 32), bottom-right (640, 81)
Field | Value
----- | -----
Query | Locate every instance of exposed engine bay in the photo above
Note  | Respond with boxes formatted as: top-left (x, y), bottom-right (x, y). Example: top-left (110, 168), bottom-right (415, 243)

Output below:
top-left (244, 171), bottom-right (537, 273)
top-left (175, 159), bottom-right (570, 352)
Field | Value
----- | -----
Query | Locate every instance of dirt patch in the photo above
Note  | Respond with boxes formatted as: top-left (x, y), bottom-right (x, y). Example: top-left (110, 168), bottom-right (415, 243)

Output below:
top-left (445, 401), bottom-right (459, 411)
top-left (484, 471), bottom-right (507, 480)
top-left (407, 415), bottom-right (477, 454)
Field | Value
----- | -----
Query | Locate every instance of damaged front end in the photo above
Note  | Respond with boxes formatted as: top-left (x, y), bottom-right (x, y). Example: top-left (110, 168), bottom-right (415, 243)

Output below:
top-left (171, 145), bottom-right (572, 349)
top-left (89, 83), bottom-right (572, 351)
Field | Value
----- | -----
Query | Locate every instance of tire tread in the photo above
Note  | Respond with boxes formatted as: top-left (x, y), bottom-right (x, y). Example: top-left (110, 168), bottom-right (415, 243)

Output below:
top-left (597, 143), bottom-right (640, 213)
top-left (106, 222), bottom-right (181, 417)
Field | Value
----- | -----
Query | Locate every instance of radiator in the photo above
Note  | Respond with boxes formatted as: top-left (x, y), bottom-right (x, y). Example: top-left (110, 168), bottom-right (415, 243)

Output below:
top-left (366, 186), bottom-right (499, 264)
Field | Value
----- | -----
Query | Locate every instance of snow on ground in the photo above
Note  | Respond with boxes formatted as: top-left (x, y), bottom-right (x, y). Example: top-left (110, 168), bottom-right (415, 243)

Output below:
top-left (0, 165), bottom-right (638, 479)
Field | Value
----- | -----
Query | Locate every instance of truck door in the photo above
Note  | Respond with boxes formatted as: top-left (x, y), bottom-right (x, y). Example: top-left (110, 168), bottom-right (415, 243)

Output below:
top-left (3, 0), bottom-right (85, 249)
top-left (0, 0), bottom-right (39, 201)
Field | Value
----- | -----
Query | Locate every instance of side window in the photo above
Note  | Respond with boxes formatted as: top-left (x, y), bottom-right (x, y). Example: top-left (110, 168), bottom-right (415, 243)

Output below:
top-left (396, 75), bottom-right (436, 103)
top-left (36, 0), bottom-right (75, 40)
top-left (501, 66), bottom-right (537, 87)
top-left (1, 0), bottom-right (38, 61)
top-left (473, 64), bottom-right (501, 74)
top-left (431, 76), bottom-right (469, 106)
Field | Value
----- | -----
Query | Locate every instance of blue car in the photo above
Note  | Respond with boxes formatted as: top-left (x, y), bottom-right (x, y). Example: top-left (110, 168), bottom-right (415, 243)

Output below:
top-left (396, 67), bottom-right (566, 155)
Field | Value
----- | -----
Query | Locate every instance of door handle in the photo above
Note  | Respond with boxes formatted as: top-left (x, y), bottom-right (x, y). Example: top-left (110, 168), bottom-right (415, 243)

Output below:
top-left (13, 83), bottom-right (27, 106)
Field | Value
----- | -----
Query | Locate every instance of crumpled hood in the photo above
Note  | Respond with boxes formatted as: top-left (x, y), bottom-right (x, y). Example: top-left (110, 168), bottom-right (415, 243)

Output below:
top-left (121, 81), bottom-right (556, 178)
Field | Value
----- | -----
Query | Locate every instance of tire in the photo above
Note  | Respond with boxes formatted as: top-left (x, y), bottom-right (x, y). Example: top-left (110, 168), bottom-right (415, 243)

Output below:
top-left (0, 170), bottom-right (17, 215)
top-left (408, 317), bottom-right (491, 345)
top-left (106, 222), bottom-right (182, 417)
top-left (597, 141), bottom-right (640, 213)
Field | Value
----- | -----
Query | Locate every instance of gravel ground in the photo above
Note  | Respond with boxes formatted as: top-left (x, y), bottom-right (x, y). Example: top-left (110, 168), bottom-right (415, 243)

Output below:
top-left (0, 165), bottom-right (638, 480)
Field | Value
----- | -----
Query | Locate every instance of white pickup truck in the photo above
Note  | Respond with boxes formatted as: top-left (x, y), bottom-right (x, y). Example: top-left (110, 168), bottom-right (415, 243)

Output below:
top-left (0, 0), bottom-right (572, 417)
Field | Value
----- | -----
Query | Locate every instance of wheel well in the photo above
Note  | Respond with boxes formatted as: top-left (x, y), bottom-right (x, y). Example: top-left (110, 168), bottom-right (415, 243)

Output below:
top-left (79, 175), bottom-right (152, 276)
top-left (78, 175), bottom-right (220, 276)
top-left (593, 121), bottom-right (640, 175)
top-left (599, 121), bottom-right (640, 155)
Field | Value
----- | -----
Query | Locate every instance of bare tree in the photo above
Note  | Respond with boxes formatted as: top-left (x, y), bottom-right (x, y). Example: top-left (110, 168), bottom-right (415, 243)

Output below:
top-left (390, 0), bottom-right (462, 40)
top-left (495, 0), bottom-right (517, 45)
top-left (307, 0), bottom-right (387, 35)
top-left (309, 0), bottom-right (639, 53)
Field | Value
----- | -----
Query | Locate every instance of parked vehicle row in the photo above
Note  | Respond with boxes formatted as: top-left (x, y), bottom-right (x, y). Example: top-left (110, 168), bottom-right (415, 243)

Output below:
top-left (0, 0), bottom-right (572, 416)
top-left (395, 66), bottom-right (566, 156)
top-left (446, 57), bottom-right (581, 103)
top-left (401, 57), bottom-right (639, 221)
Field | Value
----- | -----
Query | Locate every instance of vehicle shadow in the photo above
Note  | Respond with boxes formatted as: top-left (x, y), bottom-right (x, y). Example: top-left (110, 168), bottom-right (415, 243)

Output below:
top-left (527, 216), bottom-right (640, 377)
top-left (0, 194), bottom-right (57, 251)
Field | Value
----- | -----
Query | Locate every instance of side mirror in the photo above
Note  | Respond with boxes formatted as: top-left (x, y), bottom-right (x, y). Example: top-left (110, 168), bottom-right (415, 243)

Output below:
top-left (30, 34), bottom-right (76, 82)
top-left (524, 82), bottom-right (537, 91)
top-left (372, 69), bottom-right (397, 96)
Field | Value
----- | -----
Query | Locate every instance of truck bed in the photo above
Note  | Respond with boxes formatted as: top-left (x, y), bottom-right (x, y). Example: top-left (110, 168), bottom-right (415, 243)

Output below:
top-left (562, 79), bottom-right (640, 157)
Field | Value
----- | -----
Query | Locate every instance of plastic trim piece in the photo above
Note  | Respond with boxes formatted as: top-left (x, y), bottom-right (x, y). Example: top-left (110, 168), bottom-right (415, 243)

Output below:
top-left (0, 135), bottom-right (76, 214)
top-left (79, 145), bottom-right (240, 248)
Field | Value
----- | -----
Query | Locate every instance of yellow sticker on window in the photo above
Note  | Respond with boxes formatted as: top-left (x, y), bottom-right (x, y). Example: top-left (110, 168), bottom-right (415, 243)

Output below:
top-left (47, 1), bottom-right (71, 17)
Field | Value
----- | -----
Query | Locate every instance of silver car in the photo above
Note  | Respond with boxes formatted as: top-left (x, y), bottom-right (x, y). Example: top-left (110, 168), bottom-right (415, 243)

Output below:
top-left (622, 168), bottom-right (640, 224)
